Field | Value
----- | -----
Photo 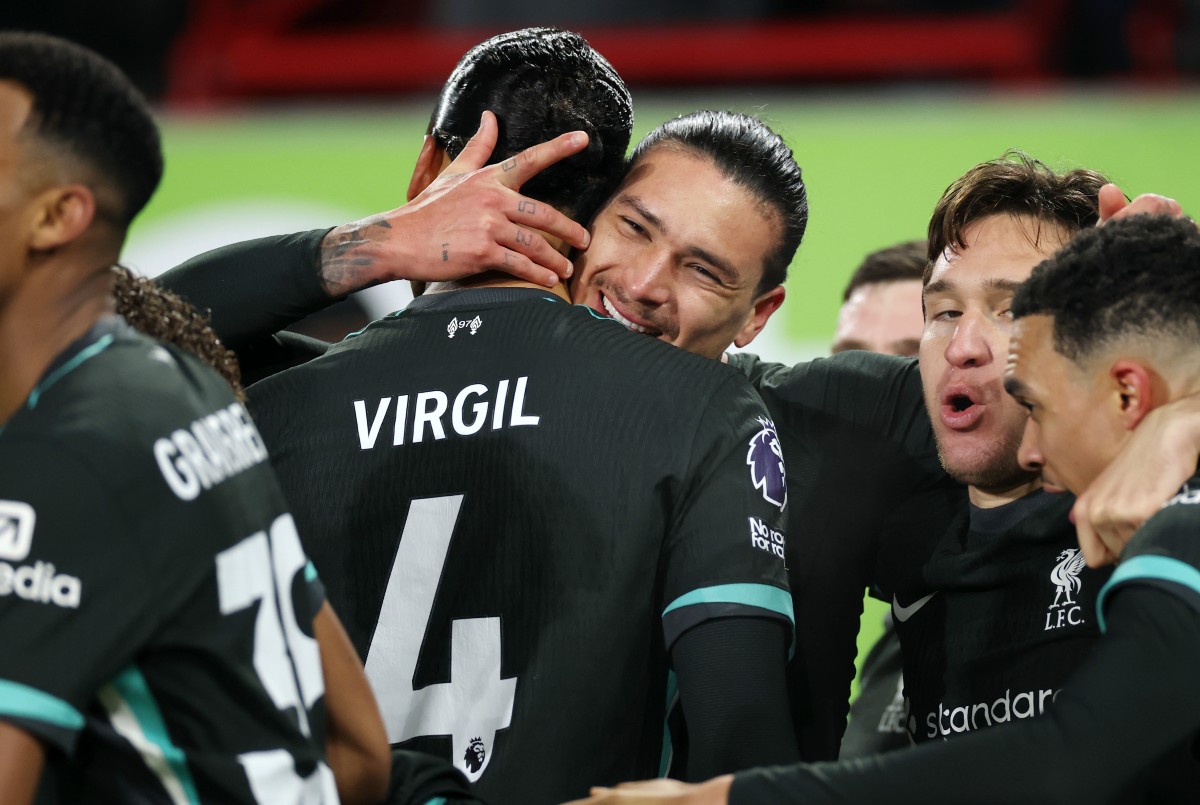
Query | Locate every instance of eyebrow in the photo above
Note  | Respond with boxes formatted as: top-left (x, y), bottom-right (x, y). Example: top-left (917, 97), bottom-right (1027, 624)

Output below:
top-left (618, 194), bottom-right (741, 284)
top-left (924, 277), bottom-right (1025, 297)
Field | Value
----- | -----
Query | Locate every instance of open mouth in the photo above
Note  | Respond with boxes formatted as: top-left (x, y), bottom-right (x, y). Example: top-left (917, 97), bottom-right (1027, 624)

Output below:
top-left (940, 387), bottom-right (984, 429)
top-left (601, 295), bottom-right (661, 336)
top-left (948, 394), bottom-right (974, 413)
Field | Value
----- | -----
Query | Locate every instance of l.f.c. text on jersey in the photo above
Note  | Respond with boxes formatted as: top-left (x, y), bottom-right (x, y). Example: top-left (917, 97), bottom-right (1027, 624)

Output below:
top-left (354, 376), bottom-right (541, 450)
top-left (155, 403), bottom-right (270, 501)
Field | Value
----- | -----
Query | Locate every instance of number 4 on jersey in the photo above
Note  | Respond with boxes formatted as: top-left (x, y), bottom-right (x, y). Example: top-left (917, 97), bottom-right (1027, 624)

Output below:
top-left (365, 494), bottom-right (516, 783)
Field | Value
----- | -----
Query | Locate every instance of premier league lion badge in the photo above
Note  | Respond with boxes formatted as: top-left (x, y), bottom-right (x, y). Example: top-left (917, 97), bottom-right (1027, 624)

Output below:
top-left (747, 416), bottom-right (787, 510)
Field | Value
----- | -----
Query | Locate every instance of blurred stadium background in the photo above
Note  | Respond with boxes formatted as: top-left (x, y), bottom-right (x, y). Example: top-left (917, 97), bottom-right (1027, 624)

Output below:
top-left (8, 0), bottom-right (1199, 692)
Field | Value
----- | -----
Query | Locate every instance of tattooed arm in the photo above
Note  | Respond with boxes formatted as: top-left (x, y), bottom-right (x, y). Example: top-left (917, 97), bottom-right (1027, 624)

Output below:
top-left (320, 113), bottom-right (591, 297)
top-left (159, 113), bottom-right (590, 361)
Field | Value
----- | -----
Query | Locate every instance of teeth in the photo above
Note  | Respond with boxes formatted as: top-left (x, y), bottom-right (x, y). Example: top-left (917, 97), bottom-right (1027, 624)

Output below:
top-left (602, 296), bottom-right (653, 334)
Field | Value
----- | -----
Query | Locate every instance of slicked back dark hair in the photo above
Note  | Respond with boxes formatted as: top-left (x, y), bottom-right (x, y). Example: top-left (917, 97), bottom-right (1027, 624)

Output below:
top-left (843, 239), bottom-right (927, 301)
top-left (428, 27), bottom-right (632, 224)
top-left (1013, 214), bottom-right (1200, 363)
top-left (0, 32), bottom-right (162, 228)
top-left (630, 110), bottom-right (808, 295)
top-left (925, 150), bottom-right (1108, 285)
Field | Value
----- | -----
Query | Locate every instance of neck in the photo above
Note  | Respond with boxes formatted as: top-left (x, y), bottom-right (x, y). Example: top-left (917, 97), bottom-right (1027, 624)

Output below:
top-left (0, 255), bottom-right (116, 423)
top-left (426, 271), bottom-right (572, 303)
top-left (967, 475), bottom-right (1043, 509)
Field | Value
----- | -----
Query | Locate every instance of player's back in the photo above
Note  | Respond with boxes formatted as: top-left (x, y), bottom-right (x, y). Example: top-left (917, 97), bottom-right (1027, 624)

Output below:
top-left (0, 319), bottom-right (336, 802)
top-left (248, 288), bottom-right (792, 804)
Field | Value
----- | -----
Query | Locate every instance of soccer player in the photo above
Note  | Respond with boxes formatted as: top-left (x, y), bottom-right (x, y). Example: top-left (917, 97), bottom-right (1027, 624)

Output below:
top-left (831, 240), bottom-right (926, 358)
top-left (161, 130), bottom-right (1198, 787)
top-left (568, 211), bottom-right (1200, 805)
top-left (240, 30), bottom-right (800, 804)
top-left (0, 33), bottom-right (387, 804)
top-left (827, 240), bottom-right (927, 759)
top-left (728, 155), bottom-right (1197, 800)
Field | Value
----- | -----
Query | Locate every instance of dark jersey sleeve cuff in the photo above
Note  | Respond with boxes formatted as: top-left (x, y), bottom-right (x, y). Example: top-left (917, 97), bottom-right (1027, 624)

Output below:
top-left (1097, 554), bottom-right (1200, 632)
top-left (0, 678), bottom-right (84, 755)
top-left (662, 583), bottom-right (794, 651)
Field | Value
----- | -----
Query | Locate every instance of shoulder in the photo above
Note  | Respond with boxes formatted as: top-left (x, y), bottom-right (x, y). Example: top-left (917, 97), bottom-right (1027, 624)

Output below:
top-left (1125, 475), bottom-right (1200, 564)
top-left (4, 325), bottom-right (263, 506)
top-left (17, 327), bottom-right (230, 443)
top-left (730, 350), bottom-right (920, 400)
top-left (1097, 474), bottom-right (1200, 628)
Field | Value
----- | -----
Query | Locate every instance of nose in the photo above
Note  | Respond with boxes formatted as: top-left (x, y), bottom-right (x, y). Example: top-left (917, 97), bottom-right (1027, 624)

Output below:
top-left (623, 251), bottom-right (671, 306)
top-left (1017, 416), bottom-right (1044, 472)
top-left (943, 311), bottom-right (992, 368)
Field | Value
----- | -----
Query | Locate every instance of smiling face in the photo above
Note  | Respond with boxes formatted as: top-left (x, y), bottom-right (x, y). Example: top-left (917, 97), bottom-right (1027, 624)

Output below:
top-left (570, 146), bottom-right (785, 360)
top-left (1005, 314), bottom-right (1126, 496)
top-left (919, 213), bottom-right (1071, 503)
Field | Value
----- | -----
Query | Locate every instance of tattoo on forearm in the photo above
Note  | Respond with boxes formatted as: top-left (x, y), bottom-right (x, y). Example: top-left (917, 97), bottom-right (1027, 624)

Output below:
top-left (517, 200), bottom-right (537, 215)
top-left (319, 215), bottom-right (393, 297)
top-left (515, 229), bottom-right (533, 247)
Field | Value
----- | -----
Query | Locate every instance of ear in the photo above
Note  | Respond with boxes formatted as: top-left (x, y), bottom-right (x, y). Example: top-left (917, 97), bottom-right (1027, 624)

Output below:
top-left (1110, 360), bottom-right (1155, 430)
top-left (28, 184), bottom-right (95, 251)
top-left (406, 136), bottom-right (448, 202)
top-left (733, 285), bottom-right (786, 349)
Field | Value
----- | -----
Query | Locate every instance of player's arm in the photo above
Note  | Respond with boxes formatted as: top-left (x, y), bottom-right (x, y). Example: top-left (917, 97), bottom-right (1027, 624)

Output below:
top-left (314, 602), bottom-right (390, 805)
top-left (0, 723), bottom-right (44, 805)
top-left (672, 618), bottom-right (798, 780)
top-left (384, 749), bottom-right (487, 805)
top-left (661, 374), bottom-right (800, 776)
top-left (1073, 391), bottom-right (1200, 567)
top-left (575, 583), bottom-right (1200, 805)
top-left (158, 111), bottom-right (589, 348)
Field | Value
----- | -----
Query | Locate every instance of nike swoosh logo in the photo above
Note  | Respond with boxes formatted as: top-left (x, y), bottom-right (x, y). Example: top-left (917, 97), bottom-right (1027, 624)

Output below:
top-left (892, 592), bottom-right (937, 623)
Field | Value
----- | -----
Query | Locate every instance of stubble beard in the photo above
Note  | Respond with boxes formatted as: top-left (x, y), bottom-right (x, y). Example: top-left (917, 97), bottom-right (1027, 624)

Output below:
top-left (935, 421), bottom-right (1040, 495)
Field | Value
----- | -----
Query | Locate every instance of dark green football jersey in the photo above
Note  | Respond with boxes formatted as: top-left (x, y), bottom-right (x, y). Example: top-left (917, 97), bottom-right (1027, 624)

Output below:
top-left (247, 288), bottom-right (794, 805)
top-left (728, 472), bottom-right (1200, 805)
top-left (0, 319), bottom-right (336, 803)
top-left (1099, 470), bottom-right (1200, 629)
top-left (729, 351), bottom-right (963, 760)
top-left (731, 351), bottom-right (1198, 799)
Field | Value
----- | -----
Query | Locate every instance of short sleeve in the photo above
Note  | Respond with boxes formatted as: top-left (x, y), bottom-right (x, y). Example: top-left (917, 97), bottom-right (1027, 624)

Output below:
top-left (0, 440), bottom-right (160, 754)
top-left (660, 375), bottom-right (793, 650)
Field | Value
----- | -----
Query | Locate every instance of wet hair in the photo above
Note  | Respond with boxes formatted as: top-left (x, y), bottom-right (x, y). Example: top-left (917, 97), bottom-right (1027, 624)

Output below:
top-left (842, 239), bottom-right (927, 301)
top-left (428, 27), bottom-right (632, 223)
top-left (0, 32), bottom-right (163, 228)
top-left (925, 150), bottom-right (1108, 285)
top-left (629, 110), bottom-right (808, 295)
top-left (112, 266), bottom-right (244, 400)
top-left (1012, 214), bottom-right (1200, 364)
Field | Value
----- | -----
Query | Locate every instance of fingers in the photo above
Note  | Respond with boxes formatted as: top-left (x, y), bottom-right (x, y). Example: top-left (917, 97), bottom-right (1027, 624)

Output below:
top-left (494, 130), bottom-right (591, 252)
top-left (491, 244), bottom-right (571, 288)
top-left (507, 192), bottom-right (590, 252)
top-left (1072, 502), bottom-right (1118, 568)
top-left (446, 110), bottom-right (500, 174)
top-left (1096, 183), bottom-right (1128, 224)
top-left (1099, 184), bottom-right (1185, 225)
top-left (498, 129), bottom-right (590, 189)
